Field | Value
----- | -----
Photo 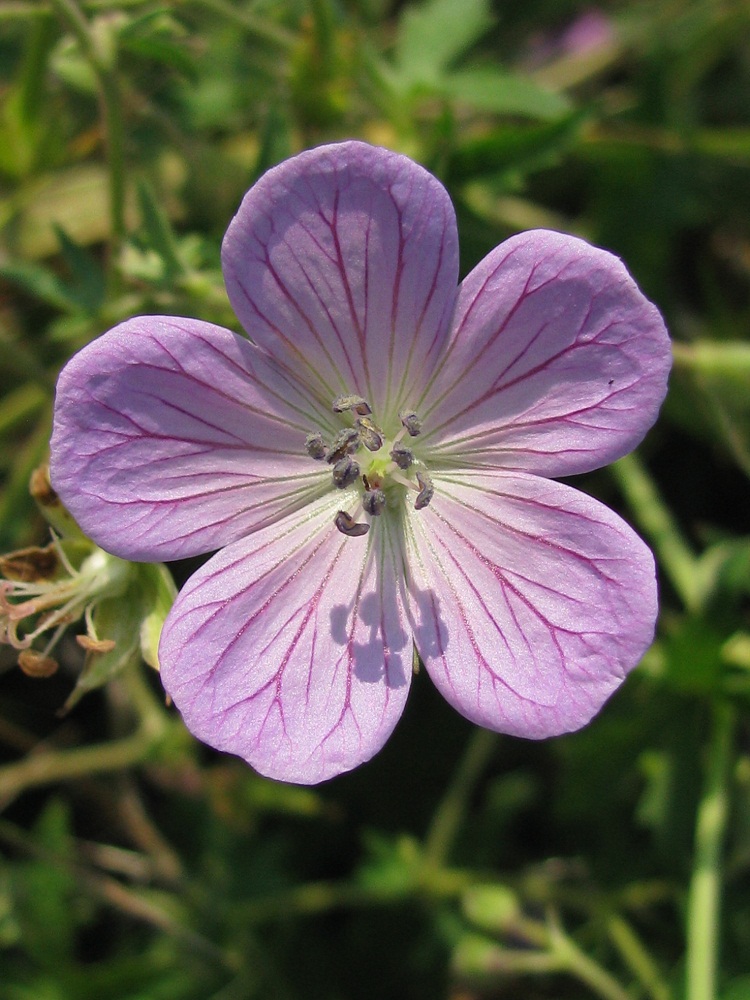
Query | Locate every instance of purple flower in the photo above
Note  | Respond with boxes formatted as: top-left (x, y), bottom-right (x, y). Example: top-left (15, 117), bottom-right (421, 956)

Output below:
top-left (50, 141), bottom-right (671, 784)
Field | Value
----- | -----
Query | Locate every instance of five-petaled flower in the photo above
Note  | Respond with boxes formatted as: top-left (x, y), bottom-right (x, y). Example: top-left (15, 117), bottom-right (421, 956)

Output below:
top-left (50, 141), bottom-right (671, 784)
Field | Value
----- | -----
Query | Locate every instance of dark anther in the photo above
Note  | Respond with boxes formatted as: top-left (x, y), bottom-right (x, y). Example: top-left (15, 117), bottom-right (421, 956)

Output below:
top-left (399, 409), bottom-right (422, 437)
top-left (389, 445), bottom-right (414, 470)
top-left (363, 488), bottom-right (387, 516)
top-left (305, 432), bottom-right (327, 461)
top-left (326, 427), bottom-right (360, 464)
top-left (414, 469), bottom-right (434, 510)
top-left (335, 511), bottom-right (370, 537)
top-left (332, 456), bottom-right (361, 489)
top-left (332, 394), bottom-right (372, 416)
top-left (356, 416), bottom-right (384, 452)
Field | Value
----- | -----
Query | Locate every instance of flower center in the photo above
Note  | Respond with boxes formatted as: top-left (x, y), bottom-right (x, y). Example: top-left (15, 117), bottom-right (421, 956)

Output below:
top-left (305, 394), bottom-right (433, 537)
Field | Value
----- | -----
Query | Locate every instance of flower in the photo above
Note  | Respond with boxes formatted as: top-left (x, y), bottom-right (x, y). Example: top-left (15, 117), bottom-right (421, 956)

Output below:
top-left (50, 141), bottom-right (671, 784)
top-left (0, 466), bottom-right (176, 709)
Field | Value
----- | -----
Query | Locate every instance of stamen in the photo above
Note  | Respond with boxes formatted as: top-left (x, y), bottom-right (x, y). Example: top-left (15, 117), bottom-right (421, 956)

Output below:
top-left (414, 469), bottom-right (434, 510)
top-left (18, 649), bottom-right (58, 678)
top-left (332, 456), bottom-right (361, 489)
top-left (335, 511), bottom-right (370, 537)
top-left (326, 427), bottom-right (360, 463)
top-left (363, 489), bottom-right (387, 516)
top-left (356, 416), bottom-right (384, 452)
top-left (305, 432), bottom-right (327, 461)
top-left (332, 394), bottom-right (372, 416)
top-left (399, 409), bottom-right (422, 437)
top-left (389, 445), bottom-right (414, 470)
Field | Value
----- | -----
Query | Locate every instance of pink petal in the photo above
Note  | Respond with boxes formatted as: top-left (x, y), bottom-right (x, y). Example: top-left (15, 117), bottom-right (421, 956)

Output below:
top-left (222, 141), bottom-right (459, 419)
top-left (51, 317), bottom-right (333, 561)
top-left (159, 495), bottom-right (412, 784)
top-left (417, 230), bottom-right (671, 476)
top-left (405, 470), bottom-right (657, 738)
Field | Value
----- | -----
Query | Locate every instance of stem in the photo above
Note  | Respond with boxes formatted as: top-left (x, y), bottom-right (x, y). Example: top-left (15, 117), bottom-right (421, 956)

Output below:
top-left (606, 914), bottom-right (672, 1000)
top-left (610, 452), bottom-right (701, 612)
top-left (686, 702), bottom-right (735, 1000)
top-left (547, 911), bottom-right (632, 1000)
top-left (48, 0), bottom-right (126, 257)
top-left (0, 664), bottom-right (172, 806)
top-left (0, 730), bottom-right (155, 804)
top-left (672, 341), bottom-right (750, 377)
top-left (422, 727), bottom-right (498, 871)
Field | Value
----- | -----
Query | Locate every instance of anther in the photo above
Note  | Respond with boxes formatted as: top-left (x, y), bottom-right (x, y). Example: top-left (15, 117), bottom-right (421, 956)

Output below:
top-left (326, 427), bottom-right (360, 464)
top-left (305, 432), bottom-right (327, 461)
top-left (332, 456), bottom-right (361, 489)
top-left (356, 416), bottom-right (384, 452)
top-left (363, 489), bottom-right (387, 516)
top-left (389, 445), bottom-right (414, 470)
top-left (414, 469), bottom-right (434, 510)
top-left (335, 511), bottom-right (370, 537)
top-left (399, 409), bottom-right (422, 437)
top-left (332, 394), bottom-right (372, 416)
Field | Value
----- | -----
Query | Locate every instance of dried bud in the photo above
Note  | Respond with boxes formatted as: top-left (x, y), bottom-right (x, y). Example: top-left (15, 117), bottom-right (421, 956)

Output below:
top-left (0, 544), bottom-right (59, 583)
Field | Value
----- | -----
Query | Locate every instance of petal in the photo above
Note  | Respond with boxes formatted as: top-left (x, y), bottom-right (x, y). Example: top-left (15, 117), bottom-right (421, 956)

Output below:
top-left (159, 494), bottom-right (412, 784)
top-left (418, 230), bottom-right (671, 476)
top-left (222, 141), bottom-right (459, 420)
top-left (51, 316), bottom-right (335, 561)
top-left (405, 470), bottom-right (657, 738)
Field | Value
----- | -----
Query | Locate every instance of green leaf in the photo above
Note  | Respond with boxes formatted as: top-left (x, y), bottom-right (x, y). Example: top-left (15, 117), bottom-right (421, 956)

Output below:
top-left (394, 0), bottom-right (493, 84)
top-left (0, 258), bottom-right (79, 312)
top-left (53, 224), bottom-right (105, 314)
top-left (436, 68), bottom-right (572, 120)
top-left (446, 110), bottom-right (589, 184)
top-left (138, 562), bottom-right (177, 670)
top-left (135, 177), bottom-right (188, 282)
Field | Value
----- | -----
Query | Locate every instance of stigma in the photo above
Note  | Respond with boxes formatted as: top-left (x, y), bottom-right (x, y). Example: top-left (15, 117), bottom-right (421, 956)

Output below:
top-left (305, 393), bottom-right (434, 538)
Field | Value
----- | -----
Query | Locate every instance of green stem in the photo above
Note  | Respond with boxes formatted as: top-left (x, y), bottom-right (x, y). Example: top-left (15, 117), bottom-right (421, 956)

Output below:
top-left (0, 729), bottom-right (156, 804)
top-left (610, 452), bottom-right (701, 612)
top-left (672, 341), bottom-right (750, 377)
top-left (0, 664), bottom-right (172, 805)
top-left (686, 701), bottom-right (735, 1000)
top-left (422, 727), bottom-right (498, 871)
top-left (48, 0), bottom-right (126, 257)
top-left (547, 911), bottom-right (632, 1000)
top-left (606, 914), bottom-right (672, 1000)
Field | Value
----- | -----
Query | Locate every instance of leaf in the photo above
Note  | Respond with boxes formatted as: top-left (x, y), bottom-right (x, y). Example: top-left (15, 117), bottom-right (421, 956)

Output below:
top-left (53, 224), bottom-right (106, 314)
top-left (446, 110), bottom-right (589, 183)
top-left (394, 0), bottom-right (493, 84)
top-left (135, 177), bottom-right (187, 282)
top-left (436, 67), bottom-right (572, 120)
top-left (138, 562), bottom-right (177, 670)
top-left (0, 258), bottom-right (79, 312)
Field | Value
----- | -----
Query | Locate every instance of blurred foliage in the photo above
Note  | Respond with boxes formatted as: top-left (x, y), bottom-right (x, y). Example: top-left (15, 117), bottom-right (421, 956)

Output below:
top-left (1, 0), bottom-right (750, 998)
